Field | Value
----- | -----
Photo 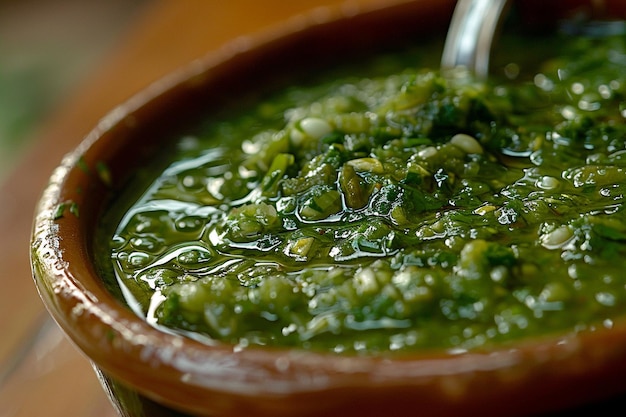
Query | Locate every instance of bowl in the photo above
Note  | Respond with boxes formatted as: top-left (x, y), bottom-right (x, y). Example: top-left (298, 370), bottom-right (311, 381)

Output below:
top-left (30, 0), bottom-right (626, 416)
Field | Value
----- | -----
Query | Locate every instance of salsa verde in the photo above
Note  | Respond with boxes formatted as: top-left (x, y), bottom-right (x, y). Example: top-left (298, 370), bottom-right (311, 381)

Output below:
top-left (101, 32), bottom-right (626, 355)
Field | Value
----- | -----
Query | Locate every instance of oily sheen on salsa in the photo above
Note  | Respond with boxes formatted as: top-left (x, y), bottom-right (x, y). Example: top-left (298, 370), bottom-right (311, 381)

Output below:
top-left (100, 32), bottom-right (626, 355)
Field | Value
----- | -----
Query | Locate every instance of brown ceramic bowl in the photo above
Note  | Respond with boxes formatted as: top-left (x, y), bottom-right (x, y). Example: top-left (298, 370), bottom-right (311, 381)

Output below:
top-left (30, 1), bottom-right (626, 416)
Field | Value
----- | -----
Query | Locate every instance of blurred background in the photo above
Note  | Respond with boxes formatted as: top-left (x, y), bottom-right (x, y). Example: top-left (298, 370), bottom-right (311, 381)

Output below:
top-left (0, 0), bottom-right (148, 180)
top-left (0, 1), bottom-right (149, 416)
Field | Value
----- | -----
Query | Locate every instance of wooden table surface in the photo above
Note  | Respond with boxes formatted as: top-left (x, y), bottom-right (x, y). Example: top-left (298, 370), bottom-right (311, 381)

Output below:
top-left (0, 1), bottom-right (422, 415)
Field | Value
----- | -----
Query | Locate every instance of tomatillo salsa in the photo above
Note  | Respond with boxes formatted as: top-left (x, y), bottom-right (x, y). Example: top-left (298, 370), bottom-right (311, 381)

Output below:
top-left (100, 33), bottom-right (626, 355)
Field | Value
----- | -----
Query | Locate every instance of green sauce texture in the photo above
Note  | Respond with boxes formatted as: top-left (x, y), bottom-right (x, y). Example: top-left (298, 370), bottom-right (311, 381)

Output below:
top-left (103, 32), bottom-right (626, 354)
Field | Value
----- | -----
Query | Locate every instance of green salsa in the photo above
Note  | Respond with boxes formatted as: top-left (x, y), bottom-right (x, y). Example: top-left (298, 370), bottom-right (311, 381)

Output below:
top-left (101, 31), bottom-right (626, 355)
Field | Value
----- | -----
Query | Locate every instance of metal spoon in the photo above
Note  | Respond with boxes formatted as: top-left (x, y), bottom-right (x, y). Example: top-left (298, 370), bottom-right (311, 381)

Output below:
top-left (441, 0), bottom-right (510, 79)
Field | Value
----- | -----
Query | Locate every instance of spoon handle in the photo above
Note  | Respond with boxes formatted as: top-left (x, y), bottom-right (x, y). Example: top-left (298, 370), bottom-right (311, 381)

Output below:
top-left (441, 0), bottom-right (510, 79)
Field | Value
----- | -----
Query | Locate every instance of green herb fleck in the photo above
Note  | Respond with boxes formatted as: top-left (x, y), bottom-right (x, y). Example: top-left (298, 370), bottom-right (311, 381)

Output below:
top-left (76, 156), bottom-right (90, 173)
top-left (53, 200), bottom-right (79, 220)
top-left (96, 162), bottom-right (112, 186)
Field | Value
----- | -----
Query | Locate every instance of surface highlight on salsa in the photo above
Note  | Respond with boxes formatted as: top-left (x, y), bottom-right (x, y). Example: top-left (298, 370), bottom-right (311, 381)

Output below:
top-left (104, 33), bottom-right (626, 355)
